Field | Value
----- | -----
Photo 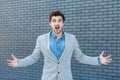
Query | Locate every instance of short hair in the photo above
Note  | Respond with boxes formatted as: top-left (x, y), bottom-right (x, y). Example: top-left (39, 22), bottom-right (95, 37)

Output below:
top-left (49, 11), bottom-right (65, 22)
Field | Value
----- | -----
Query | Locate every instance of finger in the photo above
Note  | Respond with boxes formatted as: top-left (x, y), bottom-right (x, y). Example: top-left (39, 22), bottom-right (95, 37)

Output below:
top-left (104, 62), bottom-right (108, 65)
top-left (106, 59), bottom-right (112, 63)
top-left (107, 58), bottom-right (112, 61)
top-left (8, 63), bottom-right (13, 67)
top-left (104, 61), bottom-right (111, 65)
top-left (7, 63), bottom-right (11, 66)
top-left (106, 60), bottom-right (111, 64)
top-left (8, 62), bottom-right (15, 67)
top-left (8, 64), bottom-right (16, 68)
top-left (106, 55), bottom-right (111, 59)
top-left (8, 64), bottom-right (15, 67)
top-left (7, 59), bottom-right (12, 63)
top-left (107, 60), bottom-right (112, 63)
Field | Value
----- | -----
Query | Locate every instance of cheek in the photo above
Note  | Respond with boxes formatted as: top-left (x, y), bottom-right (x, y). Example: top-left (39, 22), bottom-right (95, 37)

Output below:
top-left (61, 23), bottom-right (64, 26)
top-left (51, 25), bottom-right (56, 30)
top-left (50, 24), bottom-right (54, 28)
top-left (60, 24), bottom-right (64, 28)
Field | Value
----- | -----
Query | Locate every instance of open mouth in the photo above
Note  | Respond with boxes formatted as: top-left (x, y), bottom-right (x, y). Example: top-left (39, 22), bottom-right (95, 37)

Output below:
top-left (54, 26), bottom-right (61, 34)
top-left (55, 26), bottom-right (60, 29)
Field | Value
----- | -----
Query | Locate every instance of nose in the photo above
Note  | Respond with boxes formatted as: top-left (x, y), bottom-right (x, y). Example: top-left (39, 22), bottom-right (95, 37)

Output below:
top-left (55, 21), bottom-right (59, 25)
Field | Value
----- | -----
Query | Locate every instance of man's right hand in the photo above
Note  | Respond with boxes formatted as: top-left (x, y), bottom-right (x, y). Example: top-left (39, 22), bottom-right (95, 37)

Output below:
top-left (7, 54), bottom-right (18, 68)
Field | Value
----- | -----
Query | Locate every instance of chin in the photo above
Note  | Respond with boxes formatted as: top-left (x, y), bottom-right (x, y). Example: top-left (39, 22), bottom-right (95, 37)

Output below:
top-left (55, 31), bottom-right (61, 34)
top-left (55, 32), bottom-right (60, 34)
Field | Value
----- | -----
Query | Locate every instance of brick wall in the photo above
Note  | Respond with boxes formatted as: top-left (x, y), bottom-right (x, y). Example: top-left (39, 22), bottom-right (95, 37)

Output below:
top-left (0, 0), bottom-right (119, 80)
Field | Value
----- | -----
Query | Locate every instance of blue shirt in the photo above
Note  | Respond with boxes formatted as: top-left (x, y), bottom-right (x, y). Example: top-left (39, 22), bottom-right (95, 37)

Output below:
top-left (50, 31), bottom-right (65, 60)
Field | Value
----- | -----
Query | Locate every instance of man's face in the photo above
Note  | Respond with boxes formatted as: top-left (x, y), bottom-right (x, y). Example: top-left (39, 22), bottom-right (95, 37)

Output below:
top-left (49, 16), bottom-right (64, 34)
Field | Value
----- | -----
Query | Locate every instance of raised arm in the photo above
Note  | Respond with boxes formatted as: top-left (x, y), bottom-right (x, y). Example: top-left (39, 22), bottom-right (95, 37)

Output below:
top-left (7, 36), bottom-right (42, 68)
top-left (73, 36), bottom-right (112, 65)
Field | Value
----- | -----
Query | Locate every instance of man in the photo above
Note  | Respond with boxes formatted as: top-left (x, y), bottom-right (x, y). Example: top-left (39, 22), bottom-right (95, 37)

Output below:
top-left (7, 11), bottom-right (112, 80)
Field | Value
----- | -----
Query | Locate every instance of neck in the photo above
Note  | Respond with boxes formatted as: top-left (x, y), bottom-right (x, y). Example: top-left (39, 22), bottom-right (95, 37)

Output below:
top-left (54, 31), bottom-right (63, 39)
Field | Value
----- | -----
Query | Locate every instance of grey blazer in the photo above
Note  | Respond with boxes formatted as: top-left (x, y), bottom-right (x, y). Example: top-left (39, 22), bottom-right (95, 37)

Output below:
top-left (18, 32), bottom-right (99, 80)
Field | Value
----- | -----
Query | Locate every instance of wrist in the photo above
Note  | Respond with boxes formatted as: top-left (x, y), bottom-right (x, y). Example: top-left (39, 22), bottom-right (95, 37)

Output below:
top-left (98, 56), bottom-right (101, 65)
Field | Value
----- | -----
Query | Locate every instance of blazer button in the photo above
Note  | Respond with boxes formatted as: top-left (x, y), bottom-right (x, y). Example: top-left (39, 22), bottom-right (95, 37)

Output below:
top-left (58, 72), bottom-right (60, 74)
top-left (58, 62), bottom-right (60, 64)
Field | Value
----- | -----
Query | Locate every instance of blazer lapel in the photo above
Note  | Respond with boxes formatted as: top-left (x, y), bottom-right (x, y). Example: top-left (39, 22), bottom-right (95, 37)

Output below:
top-left (59, 32), bottom-right (69, 61)
top-left (46, 32), bottom-right (57, 61)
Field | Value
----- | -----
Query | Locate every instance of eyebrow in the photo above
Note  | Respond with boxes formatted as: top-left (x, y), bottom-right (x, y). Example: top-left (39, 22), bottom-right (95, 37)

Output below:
top-left (51, 18), bottom-right (63, 21)
top-left (58, 19), bottom-right (62, 20)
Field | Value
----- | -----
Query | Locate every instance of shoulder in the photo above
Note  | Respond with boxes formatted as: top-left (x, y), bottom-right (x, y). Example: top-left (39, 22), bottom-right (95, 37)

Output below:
top-left (37, 32), bottom-right (49, 40)
top-left (65, 32), bottom-right (76, 38)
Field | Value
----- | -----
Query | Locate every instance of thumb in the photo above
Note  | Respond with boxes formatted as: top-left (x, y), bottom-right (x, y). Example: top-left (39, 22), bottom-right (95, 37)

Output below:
top-left (11, 54), bottom-right (17, 60)
top-left (100, 51), bottom-right (104, 57)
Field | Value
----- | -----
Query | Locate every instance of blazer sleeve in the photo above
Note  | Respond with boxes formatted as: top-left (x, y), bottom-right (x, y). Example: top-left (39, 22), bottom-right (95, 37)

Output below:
top-left (18, 36), bottom-right (42, 67)
top-left (73, 36), bottom-right (99, 65)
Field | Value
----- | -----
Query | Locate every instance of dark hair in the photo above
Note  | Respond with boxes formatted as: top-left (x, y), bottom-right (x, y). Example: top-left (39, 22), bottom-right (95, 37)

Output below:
top-left (49, 11), bottom-right (65, 22)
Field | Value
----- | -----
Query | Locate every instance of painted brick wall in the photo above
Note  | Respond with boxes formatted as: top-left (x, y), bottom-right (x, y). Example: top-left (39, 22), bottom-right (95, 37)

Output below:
top-left (0, 0), bottom-right (119, 80)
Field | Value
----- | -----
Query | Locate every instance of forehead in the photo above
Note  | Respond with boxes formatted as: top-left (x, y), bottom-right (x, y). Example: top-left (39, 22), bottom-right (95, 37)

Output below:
top-left (51, 16), bottom-right (63, 20)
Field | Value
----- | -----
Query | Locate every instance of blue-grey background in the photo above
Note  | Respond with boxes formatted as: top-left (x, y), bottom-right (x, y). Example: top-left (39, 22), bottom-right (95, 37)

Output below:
top-left (0, 0), bottom-right (119, 80)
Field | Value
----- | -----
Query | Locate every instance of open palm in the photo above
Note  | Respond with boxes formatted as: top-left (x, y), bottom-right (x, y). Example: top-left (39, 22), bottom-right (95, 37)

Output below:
top-left (7, 54), bottom-right (18, 68)
top-left (100, 51), bottom-right (112, 65)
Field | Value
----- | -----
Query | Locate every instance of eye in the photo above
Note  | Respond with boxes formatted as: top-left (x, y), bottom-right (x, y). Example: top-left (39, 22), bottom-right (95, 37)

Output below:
top-left (52, 19), bottom-right (56, 22)
top-left (58, 19), bottom-right (63, 22)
